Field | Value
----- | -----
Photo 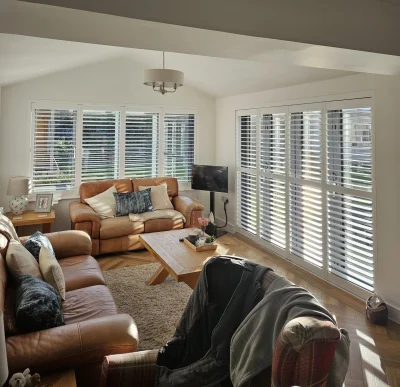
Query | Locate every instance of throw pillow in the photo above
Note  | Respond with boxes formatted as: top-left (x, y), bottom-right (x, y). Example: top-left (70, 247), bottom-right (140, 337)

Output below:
top-left (139, 183), bottom-right (174, 210)
top-left (113, 189), bottom-right (153, 217)
top-left (15, 274), bottom-right (65, 334)
top-left (24, 231), bottom-right (55, 262)
top-left (85, 185), bottom-right (117, 219)
top-left (6, 240), bottom-right (43, 280)
top-left (39, 246), bottom-right (66, 301)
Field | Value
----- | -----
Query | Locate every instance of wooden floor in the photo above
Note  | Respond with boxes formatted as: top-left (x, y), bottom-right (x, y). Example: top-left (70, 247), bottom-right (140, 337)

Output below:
top-left (98, 233), bottom-right (400, 386)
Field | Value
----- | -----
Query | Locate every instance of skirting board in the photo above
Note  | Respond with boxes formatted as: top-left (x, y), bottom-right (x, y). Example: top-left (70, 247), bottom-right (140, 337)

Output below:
top-left (215, 217), bottom-right (237, 234)
top-left (387, 304), bottom-right (400, 325)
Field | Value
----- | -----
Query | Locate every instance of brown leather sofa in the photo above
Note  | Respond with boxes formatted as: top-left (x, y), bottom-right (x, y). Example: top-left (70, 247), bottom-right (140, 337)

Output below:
top-left (69, 177), bottom-right (204, 256)
top-left (0, 228), bottom-right (138, 387)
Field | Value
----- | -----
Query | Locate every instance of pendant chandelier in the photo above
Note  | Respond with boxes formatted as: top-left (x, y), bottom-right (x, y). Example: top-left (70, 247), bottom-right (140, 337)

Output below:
top-left (144, 51), bottom-right (184, 95)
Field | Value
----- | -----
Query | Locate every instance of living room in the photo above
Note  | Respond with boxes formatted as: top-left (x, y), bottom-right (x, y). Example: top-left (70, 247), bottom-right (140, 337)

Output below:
top-left (1, 1), bottom-right (400, 386)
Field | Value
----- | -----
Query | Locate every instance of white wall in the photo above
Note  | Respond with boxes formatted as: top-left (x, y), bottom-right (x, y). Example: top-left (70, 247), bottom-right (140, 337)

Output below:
top-left (0, 56), bottom-right (216, 232)
top-left (215, 73), bottom-right (400, 321)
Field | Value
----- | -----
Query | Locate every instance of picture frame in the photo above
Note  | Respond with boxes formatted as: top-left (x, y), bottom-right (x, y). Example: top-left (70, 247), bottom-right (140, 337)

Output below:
top-left (34, 193), bottom-right (53, 213)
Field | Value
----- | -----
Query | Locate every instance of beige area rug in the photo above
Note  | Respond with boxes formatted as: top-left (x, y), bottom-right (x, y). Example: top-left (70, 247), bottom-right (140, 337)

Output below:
top-left (103, 263), bottom-right (193, 350)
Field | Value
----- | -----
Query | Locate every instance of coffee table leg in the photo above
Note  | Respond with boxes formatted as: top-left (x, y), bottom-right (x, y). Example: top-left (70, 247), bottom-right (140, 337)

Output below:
top-left (184, 275), bottom-right (199, 290)
top-left (146, 265), bottom-right (169, 286)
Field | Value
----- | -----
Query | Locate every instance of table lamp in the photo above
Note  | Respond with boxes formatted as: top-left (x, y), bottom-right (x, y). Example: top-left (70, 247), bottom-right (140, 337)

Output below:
top-left (0, 311), bottom-right (8, 386)
top-left (7, 177), bottom-right (31, 215)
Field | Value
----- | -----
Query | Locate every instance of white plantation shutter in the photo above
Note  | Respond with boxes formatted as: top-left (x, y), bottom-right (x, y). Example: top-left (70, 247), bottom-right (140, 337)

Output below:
top-left (32, 108), bottom-right (77, 192)
top-left (326, 99), bottom-right (374, 293)
top-left (125, 112), bottom-right (159, 178)
top-left (328, 192), bottom-right (374, 291)
top-left (290, 183), bottom-right (323, 267)
top-left (260, 113), bottom-right (285, 175)
top-left (82, 110), bottom-right (120, 182)
top-left (164, 113), bottom-right (195, 182)
top-left (239, 114), bottom-right (257, 169)
top-left (237, 111), bottom-right (258, 235)
top-left (290, 110), bottom-right (322, 182)
top-left (259, 177), bottom-right (286, 248)
top-left (327, 106), bottom-right (372, 191)
top-left (237, 172), bottom-right (257, 234)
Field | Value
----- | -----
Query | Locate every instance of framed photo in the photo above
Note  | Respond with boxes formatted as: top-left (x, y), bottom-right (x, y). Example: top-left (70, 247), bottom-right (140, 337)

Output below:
top-left (34, 193), bottom-right (53, 213)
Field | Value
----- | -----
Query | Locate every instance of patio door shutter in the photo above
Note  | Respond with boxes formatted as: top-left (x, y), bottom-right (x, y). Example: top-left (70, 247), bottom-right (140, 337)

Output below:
top-left (289, 106), bottom-right (324, 268)
top-left (259, 110), bottom-right (287, 249)
top-left (326, 99), bottom-right (374, 292)
top-left (236, 111), bottom-right (258, 235)
top-left (81, 109), bottom-right (120, 182)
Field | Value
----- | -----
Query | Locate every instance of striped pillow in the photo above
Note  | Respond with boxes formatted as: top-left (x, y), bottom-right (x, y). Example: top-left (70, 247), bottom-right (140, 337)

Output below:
top-left (113, 189), bottom-right (154, 217)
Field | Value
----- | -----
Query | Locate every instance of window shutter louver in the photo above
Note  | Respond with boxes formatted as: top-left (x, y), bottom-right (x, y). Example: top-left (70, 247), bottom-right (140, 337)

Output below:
top-left (260, 177), bottom-right (286, 248)
top-left (125, 112), bottom-right (159, 178)
top-left (290, 183), bottom-right (323, 267)
top-left (237, 172), bottom-right (258, 234)
top-left (164, 113), bottom-right (195, 182)
top-left (327, 107), bottom-right (372, 191)
top-left (82, 110), bottom-right (120, 182)
top-left (32, 108), bottom-right (77, 192)
top-left (290, 111), bottom-right (322, 182)
top-left (328, 192), bottom-right (374, 291)
top-left (260, 113), bottom-right (285, 175)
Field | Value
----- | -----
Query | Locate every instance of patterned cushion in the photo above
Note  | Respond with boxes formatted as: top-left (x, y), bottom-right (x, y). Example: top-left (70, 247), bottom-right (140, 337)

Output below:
top-left (15, 274), bottom-right (65, 333)
top-left (23, 231), bottom-right (55, 261)
top-left (113, 189), bottom-right (154, 217)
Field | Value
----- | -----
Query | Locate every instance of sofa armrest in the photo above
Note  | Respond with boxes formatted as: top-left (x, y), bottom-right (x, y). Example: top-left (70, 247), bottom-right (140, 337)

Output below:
top-left (19, 230), bottom-right (92, 259)
top-left (172, 196), bottom-right (204, 228)
top-left (100, 350), bottom-right (158, 387)
top-left (69, 201), bottom-right (100, 239)
top-left (7, 314), bottom-right (138, 375)
top-left (272, 317), bottom-right (341, 387)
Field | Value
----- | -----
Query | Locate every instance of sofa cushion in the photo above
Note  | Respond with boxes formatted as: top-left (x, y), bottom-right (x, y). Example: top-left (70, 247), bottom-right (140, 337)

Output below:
top-left (144, 218), bottom-right (184, 233)
top-left (85, 185), bottom-right (117, 219)
top-left (80, 178), bottom-right (133, 203)
top-left (59, 255), bottom-right (105, 291)
top-left (63, 285), bottom-right (118, 325)
top-left (24, 231), bottom-right (55, 262)
top-left (132, 177), bottom-right (179, 198)
top-left (15, 274), bottom-right (65, 333)
top-left (139, 184), bottom-right (173, 210)
top-left (100, 216), bottom-right (144, 240)
top-left (6, 240), bottom-right (43, 280)
top-left (39, 247), bottom-right (66, 301)
top-left (114, 190), bottom-right (153, 216)
top-left (129, 209), bottom-right (185, 223)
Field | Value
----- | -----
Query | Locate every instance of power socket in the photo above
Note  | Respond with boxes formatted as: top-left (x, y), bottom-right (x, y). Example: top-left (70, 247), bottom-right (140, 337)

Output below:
top-left (221, 196), bottom-right (229, 204)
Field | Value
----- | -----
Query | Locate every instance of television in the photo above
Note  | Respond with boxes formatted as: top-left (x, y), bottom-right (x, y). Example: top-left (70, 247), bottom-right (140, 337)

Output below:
top-left (191, 165), bottom-right (228, 193)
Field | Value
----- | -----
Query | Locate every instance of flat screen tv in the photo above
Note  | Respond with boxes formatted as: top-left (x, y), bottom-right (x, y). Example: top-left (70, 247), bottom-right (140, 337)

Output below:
top-left (191, 165), bottom-right (228, 193)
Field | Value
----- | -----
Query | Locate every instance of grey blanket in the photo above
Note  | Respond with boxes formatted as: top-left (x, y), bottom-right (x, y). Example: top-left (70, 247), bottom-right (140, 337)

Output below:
top-left (230, 276), bottom-right (350, 387)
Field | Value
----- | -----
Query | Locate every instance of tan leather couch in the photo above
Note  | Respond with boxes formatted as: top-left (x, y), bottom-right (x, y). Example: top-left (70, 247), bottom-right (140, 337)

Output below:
top-left (69, 177), bottom-right (204, 256)
top-left (0, 229), bottom-right (138, 387)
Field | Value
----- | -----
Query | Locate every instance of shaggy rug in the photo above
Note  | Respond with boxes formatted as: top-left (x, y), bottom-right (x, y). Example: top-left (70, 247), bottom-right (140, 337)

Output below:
top-left (103, 263), bottom-right (193, 350)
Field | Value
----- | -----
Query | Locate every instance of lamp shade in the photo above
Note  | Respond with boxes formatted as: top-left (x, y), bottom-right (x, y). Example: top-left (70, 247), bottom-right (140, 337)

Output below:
top-left (7, 177), bottom-right (31, 196)
top-left (144, 69), bottom-right (184, 88)
top-left (0, 311), bottom-right (8, 386)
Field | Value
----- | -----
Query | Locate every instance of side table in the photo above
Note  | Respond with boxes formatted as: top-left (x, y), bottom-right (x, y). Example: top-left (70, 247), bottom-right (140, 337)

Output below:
top-left (6, 210), bottom-right (56, 236)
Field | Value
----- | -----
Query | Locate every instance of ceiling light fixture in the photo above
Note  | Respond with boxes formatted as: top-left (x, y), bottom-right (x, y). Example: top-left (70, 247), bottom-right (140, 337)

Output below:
top-left (144, 51), bottom-right (184, 95)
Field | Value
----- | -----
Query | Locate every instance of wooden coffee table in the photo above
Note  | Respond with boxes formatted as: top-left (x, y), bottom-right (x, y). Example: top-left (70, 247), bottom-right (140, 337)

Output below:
top-left (140, 229), bottom-right (226, 289)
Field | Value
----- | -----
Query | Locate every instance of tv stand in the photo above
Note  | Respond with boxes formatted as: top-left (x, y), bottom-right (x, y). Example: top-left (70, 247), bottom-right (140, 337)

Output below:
top-left (205, 191), bottom-right (228, 238)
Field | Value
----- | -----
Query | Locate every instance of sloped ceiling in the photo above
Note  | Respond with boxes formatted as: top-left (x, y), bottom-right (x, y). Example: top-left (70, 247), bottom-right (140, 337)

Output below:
top-left (0, 34), bottom-right (354, 98)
